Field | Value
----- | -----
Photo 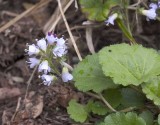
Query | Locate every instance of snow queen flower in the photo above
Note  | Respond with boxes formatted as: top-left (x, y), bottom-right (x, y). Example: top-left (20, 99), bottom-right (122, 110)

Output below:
top-left (25, 44), bottom-right (40, 56)
top-left (27, 57), bottom-right (40, 68)
top-left (46, 32), bottom-right (58, 45)
top-left (38, 60), bottom-right (51, 74)
top-left (149, 3), bottom-right (158, 10)
top-left (62, 67), bottom-right (73, 82)
top-left (53, 37), bottom-right (67, 57)
top-left (37, 38), bottom-right (47, 52)
top-left (105, 13), bottom-right (118, 26)
top-left (41, 74), bottom-right (55, 86)
top-left (141, 9), bottom-right (157, 20)
top-left (56, 37), bottom-right (65, 46)
top-left (53, 45), bottom-right (67, 57)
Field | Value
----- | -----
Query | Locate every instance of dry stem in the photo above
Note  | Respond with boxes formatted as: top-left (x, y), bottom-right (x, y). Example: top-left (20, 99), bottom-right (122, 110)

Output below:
top-left (24, 64), bottom-right (38, 100)
top-left (44, 0), bottom-right (74, 33)
top-left (0, 0), bottom-right (51, 33)
top-left (57, 0), bottom-right (82, 61)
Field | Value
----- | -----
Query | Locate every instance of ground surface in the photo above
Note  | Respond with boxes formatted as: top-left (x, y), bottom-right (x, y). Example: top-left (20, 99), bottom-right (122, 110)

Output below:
top-left (0, 0), bottom-right (160, 125)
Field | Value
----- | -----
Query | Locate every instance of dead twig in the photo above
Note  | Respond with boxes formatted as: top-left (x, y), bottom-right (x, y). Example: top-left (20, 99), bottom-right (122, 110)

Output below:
top-left (1, 11), bottom-right (18, 17)
top-left (24, 64), bottom-right (38, 100)
top-left (0, 0), bottom-right (51, 33)
top-left (57, 0), bottom-right (82, 61)
top-left (86, 27), bottom-right (95, 54)
top-left (43, 0), bottom-right (74, 33)
top-left (11, 97), bottom-right (21, 122)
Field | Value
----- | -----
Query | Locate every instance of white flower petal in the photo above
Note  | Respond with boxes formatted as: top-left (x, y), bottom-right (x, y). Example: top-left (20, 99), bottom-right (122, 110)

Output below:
top-left (62, 67), bottom-right (73, 82)
top-left (26, 44), bottom-right (40, 56)
top-left (57, 38), bottom-right (65, 46)
top-left (53, 45), bottom-right (67, 57)
top-left (41, 74), bottom-right (54, 86)
top-left (37, 38), bottom-right (47, 51)
top-left (27, 57), bottom-right (40, 68)
top-left (149, 3), bottom-right (158, 10)
top-left (62, 73), bottom-right (73, 82)
top-left (38, 60), bottom-right (51, 74)
top-left (105, 13), bottom-right (118, 26)
top-left (142, 9), bottom-right (157, 20)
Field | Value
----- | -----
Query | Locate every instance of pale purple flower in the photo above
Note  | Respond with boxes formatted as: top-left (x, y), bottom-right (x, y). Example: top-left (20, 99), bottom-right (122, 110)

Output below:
top-left (62, 67), bottom-right (73, 82)
top-left (53, 45), bottom-right (67, 57)
top-left (41, 74), bottom-right (55, 86)
top-left (56, 37), bottom-right (65, 46)
top-left (142, 9), bottom-right (157, 20)
top-left (46, 32), bottom-right (58, 44)
top-left (27, 57), bottom-right (40, 68)
top-left (38, 60), bottom-right (51, 74)
top-left (105, 13), bottom-right (118, 25)
top-left (37, 38), bottom-right (47, 52)
top-left (149, 3), bottom-right (158, 10)
top-left (25, 44), bottom-right (40, 56)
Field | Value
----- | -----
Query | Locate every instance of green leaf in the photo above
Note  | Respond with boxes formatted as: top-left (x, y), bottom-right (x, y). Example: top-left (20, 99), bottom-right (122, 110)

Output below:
top-left (139, 110), bottom-right (154, 125)
top-left (85, 100), bottom-right (93, 113)
top-left (103, 88), bottom-right (122, 108)
top-left (87, 100), bottom-right (108, 115)
top-left (142, 76), bottom-right (160, 106)
top-left (158, 114), bottom-right (160, 125)
top-left (99, 43), bottom-right (160, 86)
top-left (73, 54), bottom-right (117, 93)
top-left (79, 0), bottom-right (120, 21)
top-left (121, 88), bottom-right (145, 108)
top-left (96, 122), bottom-right (105, 125)
top-left (104, 112), bottom-right (146, 125)
top-left (155, 123), bottom-right (159, 125)
top-left (67, 100), bottom-right (88, 123)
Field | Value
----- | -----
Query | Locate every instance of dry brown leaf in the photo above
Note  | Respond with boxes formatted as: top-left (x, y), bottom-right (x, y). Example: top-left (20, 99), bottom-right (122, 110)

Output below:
top-left (24, 92), bottom-right (44, 119)
top-left (32, 95), bottom-right (43, 118)
top-left (0, 88), bottom-right (21, 100)
top-left (53, 85), bottom-right (80, 107)
top-left (14, 93), bottom-right (44, 121)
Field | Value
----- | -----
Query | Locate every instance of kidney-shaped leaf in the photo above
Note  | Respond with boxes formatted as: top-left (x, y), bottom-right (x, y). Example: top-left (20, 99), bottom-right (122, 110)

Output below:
top-left (104, 112), bottom-right (146, 125)
top-left (73, 54), bottom-right (117, 93)
top-left (91, 101), bottom-right (107, 115)
top-left (67, 99), bottom-right (88, 123)
top-left (142, 76), bottom-right (160, 106)
top-left (139, 110), bottom-right (154, 125)
top-left (99, 43), bottom-right (160, 86)
top-left (103, 88), bottom-right (122, 108)
top-left (121, 88), bottom-right (146, 108)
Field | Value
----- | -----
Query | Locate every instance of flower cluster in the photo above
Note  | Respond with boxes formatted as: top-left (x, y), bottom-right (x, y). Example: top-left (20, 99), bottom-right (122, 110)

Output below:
top-left (25, 32), bottom-right (73, 86)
